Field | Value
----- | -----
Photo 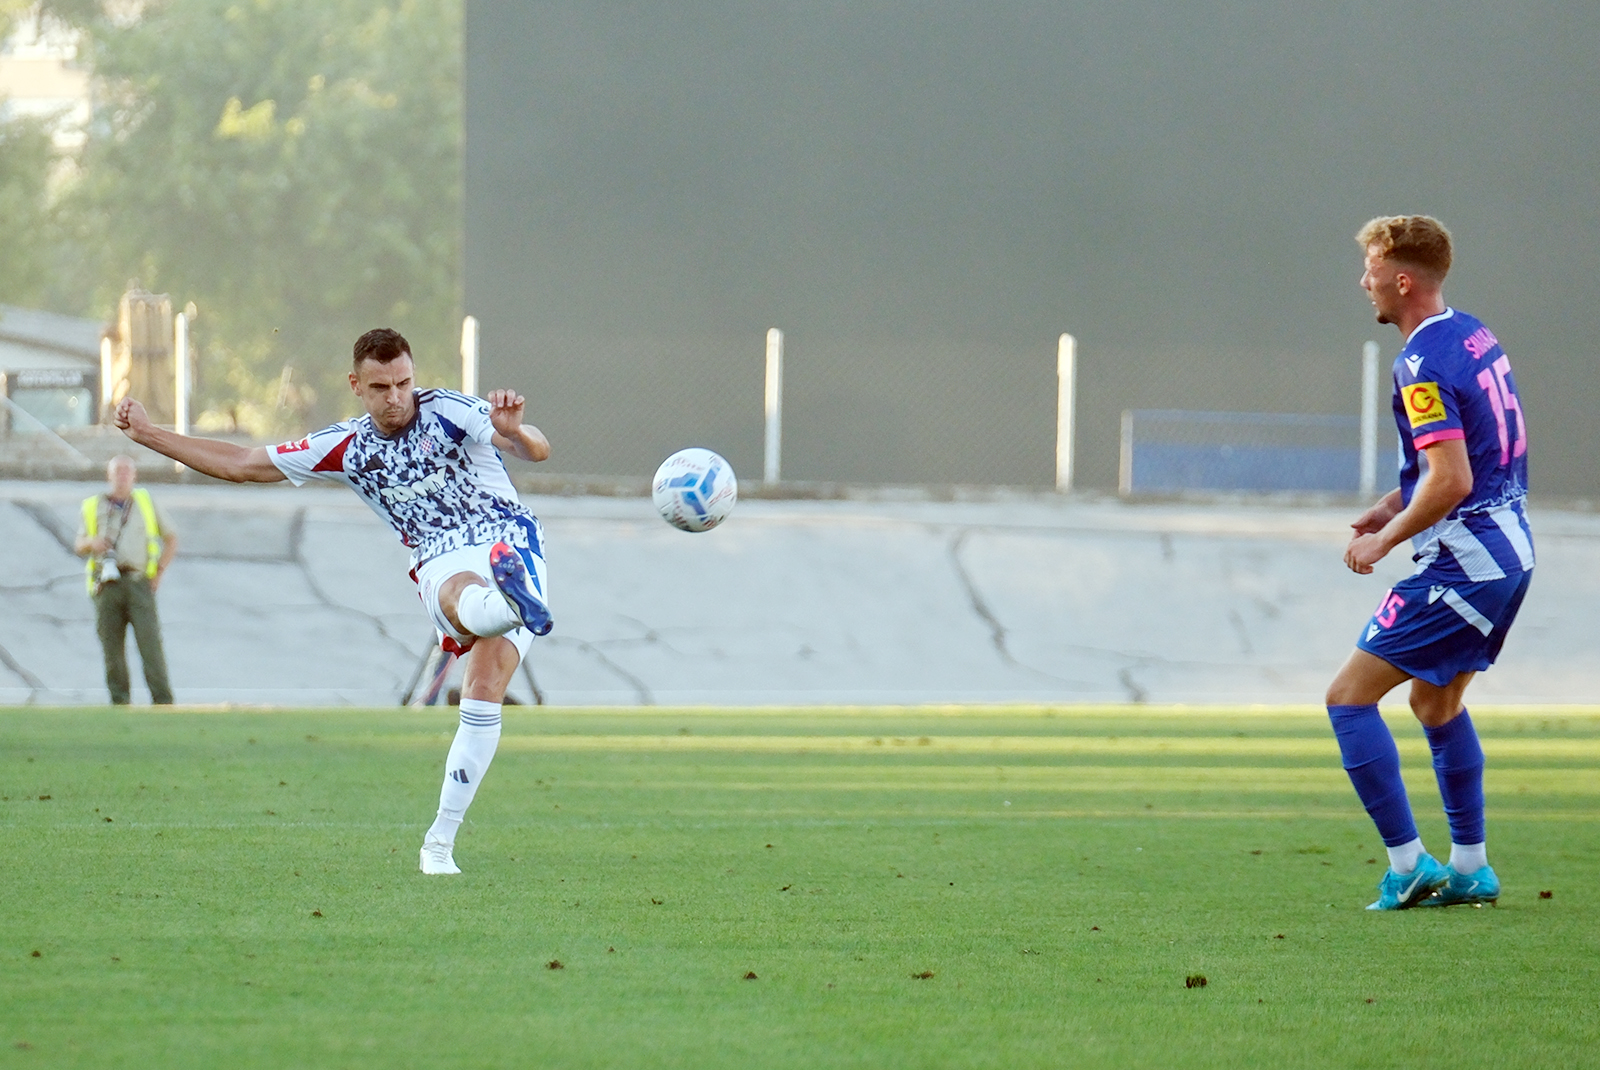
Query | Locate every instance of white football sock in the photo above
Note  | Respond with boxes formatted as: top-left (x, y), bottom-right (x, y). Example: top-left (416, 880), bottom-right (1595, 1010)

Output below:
top-left (455, 584), bottom-right (520, 638)
top-left (425, 700), bottom-right (502, 845)
top-left (1386, 837), bottom-right (1426, 874)
top-left (1449, 842), bottom-right (1488, 874)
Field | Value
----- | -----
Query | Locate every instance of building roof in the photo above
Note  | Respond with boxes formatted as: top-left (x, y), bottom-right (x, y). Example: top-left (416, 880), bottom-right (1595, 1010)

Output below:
top-left (0, 304), bottom-right (104, 371)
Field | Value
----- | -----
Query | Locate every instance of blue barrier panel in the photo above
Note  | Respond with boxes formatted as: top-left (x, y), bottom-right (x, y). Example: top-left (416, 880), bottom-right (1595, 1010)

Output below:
top-left (1132, 444), bottom-right (1360, 492)
top-left (1124, 411), bottom-right (1361, 493)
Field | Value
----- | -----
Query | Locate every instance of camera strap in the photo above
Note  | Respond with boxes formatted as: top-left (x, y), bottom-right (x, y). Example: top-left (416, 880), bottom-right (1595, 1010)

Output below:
top-left (99, 495), bottom-right (136, 579)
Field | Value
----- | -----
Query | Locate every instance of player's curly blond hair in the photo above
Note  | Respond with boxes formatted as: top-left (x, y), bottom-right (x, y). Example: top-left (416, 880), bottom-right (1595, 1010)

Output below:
top-left (1356, 216), bottom-right (1452, 280)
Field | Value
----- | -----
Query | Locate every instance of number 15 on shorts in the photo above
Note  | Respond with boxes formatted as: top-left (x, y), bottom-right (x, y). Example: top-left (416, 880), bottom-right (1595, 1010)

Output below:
top-left (1373, 590), bottom-right (1405, 629)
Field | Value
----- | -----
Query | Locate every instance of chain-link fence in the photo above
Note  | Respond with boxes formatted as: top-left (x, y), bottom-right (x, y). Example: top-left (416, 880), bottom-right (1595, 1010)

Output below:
top-left (484, 329), bottom-right (1059, 487)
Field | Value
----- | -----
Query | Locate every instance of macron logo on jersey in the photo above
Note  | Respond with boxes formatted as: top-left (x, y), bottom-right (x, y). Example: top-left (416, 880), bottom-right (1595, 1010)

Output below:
top-left (1404, 355), bottom-right (1424, 376)
top-left (378, 470), bottom-right (448, 504)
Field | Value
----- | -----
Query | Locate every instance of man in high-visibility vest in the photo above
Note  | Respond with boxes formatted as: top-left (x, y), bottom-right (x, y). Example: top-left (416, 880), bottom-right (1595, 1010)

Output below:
top-left (73, 455), bottom-right (179, 704)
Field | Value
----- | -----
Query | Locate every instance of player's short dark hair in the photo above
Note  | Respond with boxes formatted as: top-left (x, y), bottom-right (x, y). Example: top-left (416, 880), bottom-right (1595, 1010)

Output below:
top-left (1356, 216), bottom-right (1453, 281)
top-left (352, 328), bottom-right (412, 370)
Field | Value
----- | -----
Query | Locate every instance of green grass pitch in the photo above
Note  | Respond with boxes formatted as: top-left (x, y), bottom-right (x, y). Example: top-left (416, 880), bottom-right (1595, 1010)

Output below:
top-left (2, 705), bottom-right (1597, 1069)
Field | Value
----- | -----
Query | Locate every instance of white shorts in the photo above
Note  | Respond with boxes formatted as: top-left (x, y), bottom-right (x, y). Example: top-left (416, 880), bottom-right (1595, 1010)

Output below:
top-left (413, 541), bottom-right (547, 659)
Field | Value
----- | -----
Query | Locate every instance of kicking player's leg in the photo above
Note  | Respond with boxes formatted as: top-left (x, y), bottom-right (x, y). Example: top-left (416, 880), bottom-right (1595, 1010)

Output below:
top-left (1411, 674), bottom-right (1499, 904)
top-left (420, 632), bottom-right (531, 875)
top-left (430, 545), bottom-right (551, 641)
top-left (439, 570), bottom-right (521, 639)
top-left (415, 540), bottom-right (551, 648)
top-left (1325, 650), bottom-right (1449, 907)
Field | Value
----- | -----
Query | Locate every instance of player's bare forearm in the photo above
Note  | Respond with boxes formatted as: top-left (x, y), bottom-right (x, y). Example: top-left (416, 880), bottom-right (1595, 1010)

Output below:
top-left (1350, 488), bottom-right (1403, 535)
top-left (1344, 439), bottom-right (1471, 573)
top-left (115, 398), bottom-right (286, 483)
top-left (493, 424), bottom-right (550, 463)
top-left (485, 389), bottom-right (549, 462)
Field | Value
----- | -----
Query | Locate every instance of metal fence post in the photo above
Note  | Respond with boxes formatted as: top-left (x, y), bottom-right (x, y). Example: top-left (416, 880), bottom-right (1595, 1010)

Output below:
top-left (1360, 340), bottom-right (1379, 497)
top-left (173, 312), bottom-right (189, 472)
top-left (461, 315), bottom-right (479, 397)
top-left (764, 328), bottom-right (783, 485)
top-left (99, 335), bottom-right (114, 423)
top-left (1118, 410), bottom-right (1134, 496)
top-left (1056, 333), bottom-right (1076, 492)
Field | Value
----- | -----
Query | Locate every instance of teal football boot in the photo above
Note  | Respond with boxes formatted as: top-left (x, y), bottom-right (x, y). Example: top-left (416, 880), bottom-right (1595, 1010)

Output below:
top-left (1367, 852), bottom-right (1450, 910)
top-left (1419, 864), bottom-right (1500, 907)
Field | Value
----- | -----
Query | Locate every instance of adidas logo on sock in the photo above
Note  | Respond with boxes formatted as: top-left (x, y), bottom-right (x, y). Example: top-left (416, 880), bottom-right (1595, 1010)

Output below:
top-left (450, 768), bottom-right (471, 784)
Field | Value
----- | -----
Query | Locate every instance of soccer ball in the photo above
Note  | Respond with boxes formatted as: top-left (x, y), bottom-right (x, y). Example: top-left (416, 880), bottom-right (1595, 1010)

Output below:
top-left (652, 448), bottom-right (737, 532)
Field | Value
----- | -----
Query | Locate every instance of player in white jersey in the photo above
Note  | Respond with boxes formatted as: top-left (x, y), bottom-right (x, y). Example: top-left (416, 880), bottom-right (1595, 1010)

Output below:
top-left (114, 328), bottom-right (553, 875)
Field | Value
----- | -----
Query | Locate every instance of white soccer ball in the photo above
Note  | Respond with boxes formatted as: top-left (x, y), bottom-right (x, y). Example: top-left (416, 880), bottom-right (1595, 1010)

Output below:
top-left (652, 448), bottom-right (737, 532)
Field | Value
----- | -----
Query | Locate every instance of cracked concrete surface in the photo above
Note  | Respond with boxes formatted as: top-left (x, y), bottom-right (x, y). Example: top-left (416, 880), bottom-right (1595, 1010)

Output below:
top-left (2, 480), bottom-right (1598, 705)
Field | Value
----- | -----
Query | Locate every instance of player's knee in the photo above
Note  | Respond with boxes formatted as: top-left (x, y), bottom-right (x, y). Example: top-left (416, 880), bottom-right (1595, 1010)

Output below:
top-left (435, 571), bottom-right (487, 630)
top-left (1408, 693), bottom-right (1459, 727)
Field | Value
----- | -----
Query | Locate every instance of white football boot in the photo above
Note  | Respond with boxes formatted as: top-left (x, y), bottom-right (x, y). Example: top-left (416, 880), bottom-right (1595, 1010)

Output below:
top-left (419, 836), bottom-right (461, 875)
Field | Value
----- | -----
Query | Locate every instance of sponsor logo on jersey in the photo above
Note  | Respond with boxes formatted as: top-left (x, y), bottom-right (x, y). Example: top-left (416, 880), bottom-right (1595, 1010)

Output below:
top-left (378, 470), bottom-right (449, 503)
top-left (1404, 382), bottom-right (1447, 427)
top-left (276, 438), bottom-right (310, 454)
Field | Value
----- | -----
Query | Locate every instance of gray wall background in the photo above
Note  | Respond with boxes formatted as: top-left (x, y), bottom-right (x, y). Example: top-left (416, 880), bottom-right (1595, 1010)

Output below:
top-left (465, 1), bottom-right (1599, 492)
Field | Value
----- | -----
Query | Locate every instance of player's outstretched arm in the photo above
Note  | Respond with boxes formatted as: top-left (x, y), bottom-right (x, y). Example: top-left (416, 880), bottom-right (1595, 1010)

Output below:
top-left (1350, 488), bottom-right (1403, 536)
top-left (485, 389), bottom-right (551, 462)
top-left (1344, 438), bottom-right (1472, 574)
top-left (115, 398), bottom-right (287, 484)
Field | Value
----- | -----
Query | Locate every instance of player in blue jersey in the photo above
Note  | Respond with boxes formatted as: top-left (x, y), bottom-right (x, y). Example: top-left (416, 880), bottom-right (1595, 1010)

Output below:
top-left (116, 328), bottom-right (553, 876)
top-left (1325, 216), bottom-right (1532, 909)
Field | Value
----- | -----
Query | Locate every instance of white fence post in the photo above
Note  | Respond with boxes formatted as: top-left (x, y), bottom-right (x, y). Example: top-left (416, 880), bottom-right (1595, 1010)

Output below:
top-left (764, 327), bottom-right (783, 485)
top-left (1118, 410), bottom-right (1134, 496)
top-left (173, 311), bottom-right (189, 471)
top-left (1360, 340), bottom-right (1380, 497)
top-left (460, 315), bottom-right (479, 396)
top-left (99, 335), bottom-right (114, 423)
top-left (1055, 332), bottom-right (1077, 492)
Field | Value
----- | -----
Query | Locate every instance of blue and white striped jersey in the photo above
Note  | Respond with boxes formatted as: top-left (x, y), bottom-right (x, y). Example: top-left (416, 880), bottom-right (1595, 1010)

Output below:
top-left (1393, 308), bottom-right (1534, 583)
top-left (269, 389), bottom-right (538, 568)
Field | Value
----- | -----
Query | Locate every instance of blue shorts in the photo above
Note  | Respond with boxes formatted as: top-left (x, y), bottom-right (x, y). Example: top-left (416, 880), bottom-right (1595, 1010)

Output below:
top-left (1356, 569), bottom-right (1532, 687)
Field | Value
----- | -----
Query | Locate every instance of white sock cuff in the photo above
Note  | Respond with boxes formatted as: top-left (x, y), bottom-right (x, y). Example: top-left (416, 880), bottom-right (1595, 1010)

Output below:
top-left (1386, 837), bottom-right (1426, 874)
top-left (459, 698), bottom-right (502, 729)
top-left (1449, 841), bottom-right (1488, 873)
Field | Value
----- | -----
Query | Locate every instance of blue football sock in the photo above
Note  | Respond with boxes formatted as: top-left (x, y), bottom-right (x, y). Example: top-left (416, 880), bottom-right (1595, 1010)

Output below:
top-left (1328, 704), bottom-right (1419, 848)
top-left (1424, 708), bottom-right (1486, 848)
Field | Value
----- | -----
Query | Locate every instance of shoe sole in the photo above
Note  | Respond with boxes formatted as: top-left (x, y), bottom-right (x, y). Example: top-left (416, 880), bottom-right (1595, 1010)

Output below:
top-left (490, 543), bottom-right (553, 636)
top-left (1421, 892), bottom-right (1498, 907)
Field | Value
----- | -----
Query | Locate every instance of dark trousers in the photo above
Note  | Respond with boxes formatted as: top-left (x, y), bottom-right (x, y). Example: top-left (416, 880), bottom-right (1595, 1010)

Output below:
top-left (94, 576), bottom-right (173, 705)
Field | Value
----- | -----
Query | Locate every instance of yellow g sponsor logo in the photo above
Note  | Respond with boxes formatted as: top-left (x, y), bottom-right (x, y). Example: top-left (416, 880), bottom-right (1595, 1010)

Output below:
top-left (1404, 381), bottom-right (1447, 427)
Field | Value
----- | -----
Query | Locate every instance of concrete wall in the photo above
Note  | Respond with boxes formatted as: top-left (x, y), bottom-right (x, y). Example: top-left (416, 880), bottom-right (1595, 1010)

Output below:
top-left (3, 481), bottom-right (1596, 707)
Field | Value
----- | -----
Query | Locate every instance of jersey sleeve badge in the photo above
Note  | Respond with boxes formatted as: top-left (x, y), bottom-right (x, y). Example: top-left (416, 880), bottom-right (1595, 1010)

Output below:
top-left (276, 438), bottom-right (310, 454)
top-left (1404, 382), bottom-right (1448, 427)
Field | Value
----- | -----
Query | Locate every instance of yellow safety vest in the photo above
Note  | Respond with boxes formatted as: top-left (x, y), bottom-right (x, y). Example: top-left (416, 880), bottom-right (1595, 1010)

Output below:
top-left (82, 488), bottom-right (162, 593)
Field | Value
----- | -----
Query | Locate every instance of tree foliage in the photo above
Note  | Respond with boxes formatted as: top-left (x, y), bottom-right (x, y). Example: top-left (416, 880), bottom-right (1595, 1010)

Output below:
top-left (64, 0), bottom-right (462, 433)
top-left (0, 114), bottom-right (57, 306)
